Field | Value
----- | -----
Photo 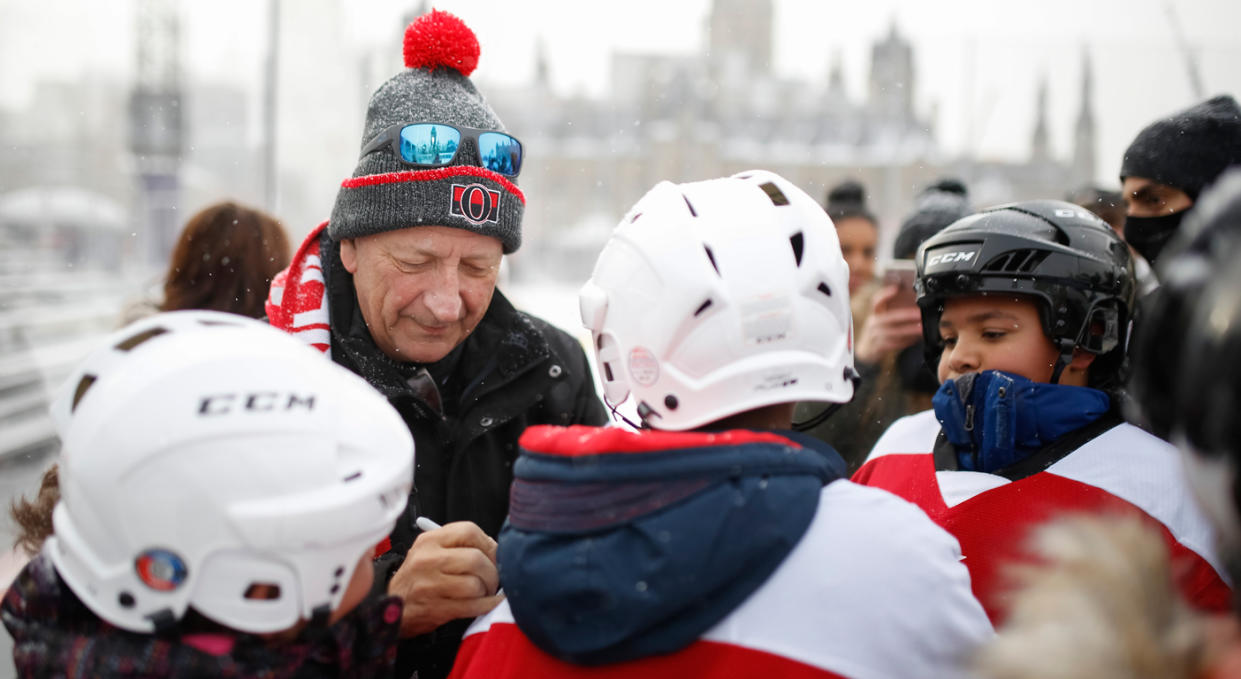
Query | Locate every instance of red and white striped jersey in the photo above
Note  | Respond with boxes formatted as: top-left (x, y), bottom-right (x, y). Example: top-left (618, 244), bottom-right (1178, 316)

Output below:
top-left (853, 409), bottom-right (1231, 622)
top-left (450, 480), bottom-right (992, 679)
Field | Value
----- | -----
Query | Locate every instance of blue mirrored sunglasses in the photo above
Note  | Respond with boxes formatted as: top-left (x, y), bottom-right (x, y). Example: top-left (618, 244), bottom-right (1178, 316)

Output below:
top-left (361, 123), bottom-right (523, 177)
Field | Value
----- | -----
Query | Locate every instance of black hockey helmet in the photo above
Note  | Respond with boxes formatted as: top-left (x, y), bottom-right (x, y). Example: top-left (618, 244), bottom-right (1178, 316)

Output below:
top-left (914, 200), bottom-right (1136, 385)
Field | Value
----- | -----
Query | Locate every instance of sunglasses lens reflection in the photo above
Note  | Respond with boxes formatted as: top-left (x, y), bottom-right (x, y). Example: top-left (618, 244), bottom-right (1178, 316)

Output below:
top-left (478, 132), bottom-right (522, 177)
top-left (398, 124), bottom-right (462, 165)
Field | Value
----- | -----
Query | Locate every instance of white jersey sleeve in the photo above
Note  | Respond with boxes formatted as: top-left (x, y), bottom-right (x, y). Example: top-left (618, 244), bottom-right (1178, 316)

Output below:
top-left (702, 480), bottom-right (993, 679)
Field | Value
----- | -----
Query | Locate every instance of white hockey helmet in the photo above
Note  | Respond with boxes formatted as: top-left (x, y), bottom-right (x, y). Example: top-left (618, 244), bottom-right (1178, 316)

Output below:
top-left (45, 310), bottom-right (412, 634)
top-left (579, 170), bottom-right (856, 431)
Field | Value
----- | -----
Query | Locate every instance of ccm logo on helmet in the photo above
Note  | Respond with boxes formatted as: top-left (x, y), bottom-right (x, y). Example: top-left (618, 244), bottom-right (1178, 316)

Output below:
top-left (1054, 207), bottom-right (1095, 220)
top-left (926, 250), bottom-right (978, 267)
top-left (198, 393), bottom-right (316, 416)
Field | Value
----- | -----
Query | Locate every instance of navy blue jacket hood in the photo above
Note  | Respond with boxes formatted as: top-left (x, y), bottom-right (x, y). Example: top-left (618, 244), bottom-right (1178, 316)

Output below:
top-left (497, 425), bottom-right (845, 665)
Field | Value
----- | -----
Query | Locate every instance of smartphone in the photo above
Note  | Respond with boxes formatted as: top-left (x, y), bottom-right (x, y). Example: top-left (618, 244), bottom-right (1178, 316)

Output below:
top-left (879, 259), bottom-right (918, 310)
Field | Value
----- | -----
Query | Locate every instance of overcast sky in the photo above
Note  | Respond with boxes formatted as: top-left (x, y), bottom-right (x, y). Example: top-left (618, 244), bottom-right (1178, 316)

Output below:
top-left (2, 0), bottom-right (1240, 186)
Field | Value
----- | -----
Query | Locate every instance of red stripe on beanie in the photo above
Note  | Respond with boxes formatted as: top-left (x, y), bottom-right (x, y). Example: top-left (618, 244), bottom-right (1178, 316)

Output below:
top-left (341, 166), bottom-right (526, 205)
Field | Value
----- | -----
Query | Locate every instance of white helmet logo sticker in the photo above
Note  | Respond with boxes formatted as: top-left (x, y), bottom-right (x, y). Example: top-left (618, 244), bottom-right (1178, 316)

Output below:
top-left (628, 347), bottom-right (659, 386)
top-left (135, 548), bottom-right (188, 591)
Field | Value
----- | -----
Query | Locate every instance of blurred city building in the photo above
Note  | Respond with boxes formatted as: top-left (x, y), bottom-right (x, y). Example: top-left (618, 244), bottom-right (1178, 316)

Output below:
top-left (0, 0), bottom-right (1099, 279)
top-left (484, 0), bottom-right (1097, 280)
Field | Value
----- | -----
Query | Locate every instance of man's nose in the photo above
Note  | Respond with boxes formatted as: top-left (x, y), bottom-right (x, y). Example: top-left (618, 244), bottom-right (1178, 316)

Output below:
top-left (424, 268), bottom-right (464, 322)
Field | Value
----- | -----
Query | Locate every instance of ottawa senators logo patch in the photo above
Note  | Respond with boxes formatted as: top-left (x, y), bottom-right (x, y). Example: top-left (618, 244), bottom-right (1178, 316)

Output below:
top-left (450, 184), bottom-right (501, 225)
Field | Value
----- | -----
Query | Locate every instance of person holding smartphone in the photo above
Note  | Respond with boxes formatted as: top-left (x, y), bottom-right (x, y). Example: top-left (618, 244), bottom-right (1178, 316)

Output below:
top-left (797, 179), bottom-right (971, 471)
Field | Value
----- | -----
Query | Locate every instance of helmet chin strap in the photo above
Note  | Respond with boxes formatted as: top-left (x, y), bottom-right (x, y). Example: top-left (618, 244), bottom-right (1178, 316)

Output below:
top-left (793, 366), bottom-right (863, 432)
top-left (1048, 339), bottom-right (1076, 385)
top-left (605, 395), bottom-right (644, 431)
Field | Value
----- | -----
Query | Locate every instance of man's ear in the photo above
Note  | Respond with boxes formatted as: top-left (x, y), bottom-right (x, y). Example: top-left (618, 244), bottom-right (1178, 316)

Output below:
top-left (339, 238), bottom-right (358, 274)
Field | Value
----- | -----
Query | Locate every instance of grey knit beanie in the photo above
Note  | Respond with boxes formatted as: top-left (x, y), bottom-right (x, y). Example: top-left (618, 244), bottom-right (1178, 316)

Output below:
top-left (1120, 94), bottom-right (1241, 200)
top-left (328, 10), bottom-right (524, 253)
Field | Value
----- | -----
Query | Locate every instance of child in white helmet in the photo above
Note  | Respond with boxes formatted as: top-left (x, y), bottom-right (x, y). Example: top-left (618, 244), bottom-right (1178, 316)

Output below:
top-left (449, 171), bottom-right (992, 678)
top-left (1, 311), bottom-right (413, 678)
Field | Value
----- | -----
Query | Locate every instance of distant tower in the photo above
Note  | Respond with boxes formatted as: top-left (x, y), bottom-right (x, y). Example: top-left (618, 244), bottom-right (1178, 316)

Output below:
top-left (1030, 76), bottom-right (1051, 164)
top-left (534, 36), bottom-right (551, 89)
top-left (827, 50), bottom-right (846, 98)
top-left (129, 0), bottom-right (183, 266)
top-left (868, 21), bottom-right (915, 125)
top-left (1071, 51), bottom-right (1097, 186)
top-left (708, 0), bottom-right (773, 76)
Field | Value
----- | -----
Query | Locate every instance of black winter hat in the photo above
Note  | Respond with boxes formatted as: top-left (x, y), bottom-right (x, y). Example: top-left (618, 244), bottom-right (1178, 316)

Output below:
top-left (1120, 94), bottom-right (1241, 200)
top-left (892, 178), bottom-right (971, 259)
top-left (328, 10), bottom-right (524, 253)
top-left (824, 179), bottom-right (876, 224)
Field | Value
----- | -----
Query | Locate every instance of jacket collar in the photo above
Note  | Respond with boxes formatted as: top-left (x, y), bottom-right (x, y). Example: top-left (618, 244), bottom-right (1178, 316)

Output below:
top-left (932, 370), bottom-right (1111, 474)
top-left (498, 425), bottom-right (843, 665)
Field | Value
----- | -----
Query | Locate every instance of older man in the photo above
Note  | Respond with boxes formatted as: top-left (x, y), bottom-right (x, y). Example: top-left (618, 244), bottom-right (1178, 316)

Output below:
top-left (266, 11), bottom-right (606, 678)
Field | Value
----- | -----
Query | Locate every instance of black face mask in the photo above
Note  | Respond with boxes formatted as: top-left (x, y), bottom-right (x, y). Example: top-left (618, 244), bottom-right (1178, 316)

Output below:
top-left (1124, 210), bottom-right (1187, 266)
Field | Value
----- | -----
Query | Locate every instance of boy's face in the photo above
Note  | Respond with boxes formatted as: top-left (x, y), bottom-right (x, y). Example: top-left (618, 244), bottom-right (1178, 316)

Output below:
top-left (936, 295), bottom-right (1067, 385)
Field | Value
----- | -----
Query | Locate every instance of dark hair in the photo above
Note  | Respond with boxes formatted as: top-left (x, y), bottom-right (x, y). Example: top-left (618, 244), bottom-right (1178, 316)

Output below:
top-left (161, 202), bottom-right (292, 318)
top-left (825, 180), bottom-right (877, 227)
top-left (11, 464), bottom-right (60, 556)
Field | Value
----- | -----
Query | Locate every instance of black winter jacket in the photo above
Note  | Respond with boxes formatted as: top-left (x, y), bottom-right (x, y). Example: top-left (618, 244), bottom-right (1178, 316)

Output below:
top-left (319, 234), bottom-right (608, 678)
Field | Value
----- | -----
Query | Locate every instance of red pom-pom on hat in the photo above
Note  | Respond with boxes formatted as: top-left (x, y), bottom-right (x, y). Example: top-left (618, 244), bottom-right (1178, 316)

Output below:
top-left (403, 9), bottom-right (479, 77)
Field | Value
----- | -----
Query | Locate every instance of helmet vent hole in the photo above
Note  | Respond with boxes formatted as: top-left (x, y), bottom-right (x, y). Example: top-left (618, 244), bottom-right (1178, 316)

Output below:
top-left (664, 395), bottom-right (679, 410)
top-left (817, 282), bottom-right (833, 297)
top-left (71, 374), bottom-right (97, 412)
top-left (759, 181), bottom-right (790, 206)
top-left (789, 232), bottom-right (805, 266)
top-left (682, 194), bottom-right (698, 217)
top-left (603, 363), bottom-right (614, 381)
top-left (703, 246), bottom-right (720, 275)
top-left (244, 583), bottom-right (282, 600)
top-left (694, 299), bottom-right (714, 316)
top-left (114, 327), bottom-right (168, 352)
top-left (983, 249), bottom-right (1049, 273)
top-left (343, 470), bottom-right (363, 482)
top-left (118, 592), bottom-right (135, 609)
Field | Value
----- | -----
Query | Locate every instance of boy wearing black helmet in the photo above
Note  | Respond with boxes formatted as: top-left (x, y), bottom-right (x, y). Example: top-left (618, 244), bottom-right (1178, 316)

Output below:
top-left (979, 169), bottom-right (1241, 679)
top-left (853, 200), bottom-right (1231, 624)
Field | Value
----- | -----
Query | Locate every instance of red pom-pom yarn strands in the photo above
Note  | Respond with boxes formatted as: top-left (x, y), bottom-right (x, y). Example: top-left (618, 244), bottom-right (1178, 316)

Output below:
top-left (403, 9), bottom-right (480, 76)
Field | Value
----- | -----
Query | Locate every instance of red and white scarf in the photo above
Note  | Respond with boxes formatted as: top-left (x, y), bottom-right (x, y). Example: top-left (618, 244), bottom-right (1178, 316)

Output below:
top-left (266, 222), bottom-right (332, 356)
